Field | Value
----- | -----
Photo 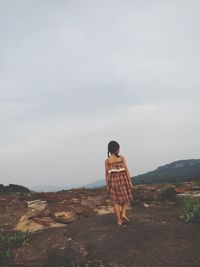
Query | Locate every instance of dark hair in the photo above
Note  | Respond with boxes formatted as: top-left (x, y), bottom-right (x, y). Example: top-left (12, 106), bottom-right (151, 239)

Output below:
top-left (107, 141), bottom-right (120, 158)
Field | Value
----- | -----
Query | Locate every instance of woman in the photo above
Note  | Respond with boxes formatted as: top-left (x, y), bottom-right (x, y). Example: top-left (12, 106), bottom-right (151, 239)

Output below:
top-left (105, 141), bottom-right (133, 226)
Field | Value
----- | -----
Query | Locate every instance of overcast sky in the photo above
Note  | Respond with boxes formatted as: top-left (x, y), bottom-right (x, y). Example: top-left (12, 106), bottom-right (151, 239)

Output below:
top-left (0, 0), bottom-right (200, 188)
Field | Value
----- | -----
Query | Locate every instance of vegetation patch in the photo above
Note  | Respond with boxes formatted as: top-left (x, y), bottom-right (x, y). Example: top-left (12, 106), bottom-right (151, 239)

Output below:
top-left (0, 226), bottom-right (30, 267)
top-left (0, 184), bottom-right (30, 195)
top-left (180, 196), bottom-right (200, 223)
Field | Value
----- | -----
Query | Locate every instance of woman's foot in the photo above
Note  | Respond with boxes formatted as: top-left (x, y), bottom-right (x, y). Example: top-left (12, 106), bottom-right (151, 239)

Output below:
top-left (121, 215), bottom-right (130, 222)
top-left (117, 219), bottom-right (123, 226)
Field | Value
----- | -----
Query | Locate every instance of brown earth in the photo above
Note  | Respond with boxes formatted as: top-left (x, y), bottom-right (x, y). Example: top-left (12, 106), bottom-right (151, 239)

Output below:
top-left (0, 182), bottom-right (200, 267)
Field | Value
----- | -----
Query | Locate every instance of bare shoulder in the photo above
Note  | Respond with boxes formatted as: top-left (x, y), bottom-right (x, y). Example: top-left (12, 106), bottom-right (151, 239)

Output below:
top-left (120, 155), bottom-right (127, 164)
top-left (120, 155), bottom-right (125, 161)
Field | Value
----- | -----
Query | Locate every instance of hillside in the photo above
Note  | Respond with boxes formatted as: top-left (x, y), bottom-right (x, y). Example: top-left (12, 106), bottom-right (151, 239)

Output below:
top-left (134, 159), bottom-right (200, 184)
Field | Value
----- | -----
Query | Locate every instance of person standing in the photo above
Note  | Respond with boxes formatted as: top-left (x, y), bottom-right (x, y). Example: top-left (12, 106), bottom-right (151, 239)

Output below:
top-left (105, 141), bottom-right (133, 226)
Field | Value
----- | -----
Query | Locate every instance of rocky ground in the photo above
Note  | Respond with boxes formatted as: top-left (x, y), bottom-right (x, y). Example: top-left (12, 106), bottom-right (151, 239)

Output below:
top-left (0, 182), bottom-right (200, 267)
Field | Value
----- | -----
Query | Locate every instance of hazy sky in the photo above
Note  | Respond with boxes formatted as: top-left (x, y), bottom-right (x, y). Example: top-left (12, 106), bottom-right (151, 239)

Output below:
top-left (0, 0), bottom-right (200, 188)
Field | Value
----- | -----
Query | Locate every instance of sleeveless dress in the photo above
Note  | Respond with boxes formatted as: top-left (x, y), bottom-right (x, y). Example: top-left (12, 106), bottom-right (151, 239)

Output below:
top-left (107, 157), bottom-right (133, 205)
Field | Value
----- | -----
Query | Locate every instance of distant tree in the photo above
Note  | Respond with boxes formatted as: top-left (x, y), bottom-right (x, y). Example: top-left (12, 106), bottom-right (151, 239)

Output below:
top-left (0, 184), bottom-right (30, 195)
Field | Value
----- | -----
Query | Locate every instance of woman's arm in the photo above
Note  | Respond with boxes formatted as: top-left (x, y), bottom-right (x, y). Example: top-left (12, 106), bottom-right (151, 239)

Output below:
top-left (104, 159), bottom-right (110, 187)
top-left (122, 156), bottom-right (133, 186)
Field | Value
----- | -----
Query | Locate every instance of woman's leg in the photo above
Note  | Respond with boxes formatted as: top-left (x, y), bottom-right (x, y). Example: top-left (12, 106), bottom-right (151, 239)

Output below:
top-left (113, 203), bottom-right (122, 224)
top-left (122, 202), bottom-right (128, 217)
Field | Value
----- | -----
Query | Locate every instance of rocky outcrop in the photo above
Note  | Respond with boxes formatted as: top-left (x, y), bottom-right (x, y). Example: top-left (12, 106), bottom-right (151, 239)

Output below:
top-left (15, 198), bottom-right (97, 232)
top-left (13, 184), bottom-right (180, 232)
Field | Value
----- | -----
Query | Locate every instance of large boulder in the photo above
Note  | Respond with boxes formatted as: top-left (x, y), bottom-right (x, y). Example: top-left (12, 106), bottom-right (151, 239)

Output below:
top-left (48, 202), bottom-right (96, 223)
top-left (14, 200), bottom-right (65, 232)
top-left (47, 203), bottom-right (78, 223)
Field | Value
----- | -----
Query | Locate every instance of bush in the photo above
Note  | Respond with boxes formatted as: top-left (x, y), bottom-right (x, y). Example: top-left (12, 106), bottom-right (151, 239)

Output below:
top-left (0, 227), bottom-right (30, 267)
top-left (180, 197), bottom-right (200, 223)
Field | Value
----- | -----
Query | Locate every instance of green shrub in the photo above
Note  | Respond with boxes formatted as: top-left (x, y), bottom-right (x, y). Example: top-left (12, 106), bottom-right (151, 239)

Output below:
top-left (0, 227), bottom-right (30, 267)
top-left (180, 197), bottom-right (200, 222)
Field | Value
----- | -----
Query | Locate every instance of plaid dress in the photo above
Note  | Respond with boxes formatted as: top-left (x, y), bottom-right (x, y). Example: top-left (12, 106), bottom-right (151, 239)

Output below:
top-left (107, 157), bottom-right (133, 205)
